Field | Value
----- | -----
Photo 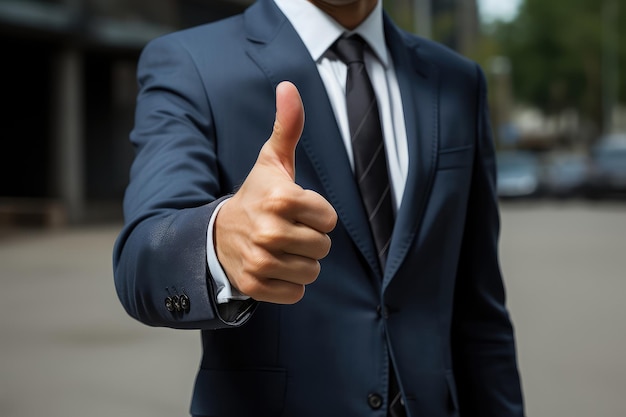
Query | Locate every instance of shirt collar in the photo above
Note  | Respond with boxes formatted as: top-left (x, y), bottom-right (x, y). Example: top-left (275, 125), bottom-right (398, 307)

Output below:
top-left (273, 0), bottom-right (389, 67)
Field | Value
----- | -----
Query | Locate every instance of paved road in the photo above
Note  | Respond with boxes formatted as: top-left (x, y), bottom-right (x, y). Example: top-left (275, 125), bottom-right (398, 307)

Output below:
top-left (0, 201), bottom-right (625, 417)
top-left (499, 201), bottom-right (626, 417)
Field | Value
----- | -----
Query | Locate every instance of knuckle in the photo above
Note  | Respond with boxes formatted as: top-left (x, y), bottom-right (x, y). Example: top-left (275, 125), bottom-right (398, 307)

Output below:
top-left (321, 208), bottom-right (338, 233)
top-left (304, 190), bottom-right (338, 232)
top-left (237, 277), bottom-right (262, 298)
top-left (291, 260), bottom-right (320, 286)
top-left (251, 219), bottom-right (286, 247)
top-left (303, 261), bottom-right (321, 284)
top-left (319, 235), bottom-right (332, 258)
top-left (307, 234), bottom-right (332, 260)
top-left (265, 187), bottom-right (297, 214)
top-left (312, 260), bottom-right (322, 277)
top-left (283, 285), bottom-right (306, 304)
top-left (244, 246), bottom-right (276, 274)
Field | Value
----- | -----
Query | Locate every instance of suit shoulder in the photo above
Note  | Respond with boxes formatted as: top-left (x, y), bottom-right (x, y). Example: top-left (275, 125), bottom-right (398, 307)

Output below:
top-left (143, 13), bottom-right (245, 53)
top-left (397, 29), bottom-right (481, 84)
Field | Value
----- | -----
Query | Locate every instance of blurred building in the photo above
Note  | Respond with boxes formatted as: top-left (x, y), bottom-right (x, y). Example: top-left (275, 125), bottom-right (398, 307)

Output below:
top-left (0, 0), bottom-right (481, 227)
top-left (0, 0), bottom-right (252, 226)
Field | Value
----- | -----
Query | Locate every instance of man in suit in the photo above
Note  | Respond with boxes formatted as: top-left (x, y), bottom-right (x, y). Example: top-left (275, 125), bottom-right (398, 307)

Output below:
top-left (113, 0), bottom-right (525, 416)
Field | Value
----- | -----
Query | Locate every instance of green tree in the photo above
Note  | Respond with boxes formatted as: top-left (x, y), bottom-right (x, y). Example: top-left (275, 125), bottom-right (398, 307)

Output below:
top-left (493, 0), bottom-right (625, 134)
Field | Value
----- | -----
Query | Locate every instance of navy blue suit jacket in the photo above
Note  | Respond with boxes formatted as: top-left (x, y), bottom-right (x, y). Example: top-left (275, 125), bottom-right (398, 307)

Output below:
top-left (113, 1), bottom-right (525, 416)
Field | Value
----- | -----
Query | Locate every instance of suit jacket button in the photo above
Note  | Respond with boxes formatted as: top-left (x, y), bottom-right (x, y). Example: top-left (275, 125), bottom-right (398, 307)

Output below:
top-left (367, 393), bottom-right (383, 410)
top-left (165, 297), bottom-right (175, 312)
top-left (180, 294), bottom-right (191, 312)
top-left (171, 295), bottom-right (181, 312)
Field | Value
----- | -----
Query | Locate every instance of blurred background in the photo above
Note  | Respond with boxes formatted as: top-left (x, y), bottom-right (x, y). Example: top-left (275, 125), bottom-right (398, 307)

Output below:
top-left (0, 0), bottom-right (624, 416)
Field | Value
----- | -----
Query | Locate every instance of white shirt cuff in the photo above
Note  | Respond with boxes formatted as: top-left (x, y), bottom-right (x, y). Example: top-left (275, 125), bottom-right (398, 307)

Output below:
top-left (206, 198), bottom-right (251, 304)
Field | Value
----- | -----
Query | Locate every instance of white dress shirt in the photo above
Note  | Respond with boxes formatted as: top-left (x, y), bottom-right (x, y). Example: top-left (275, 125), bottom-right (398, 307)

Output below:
top-left (207, 0), bottom-right (409, 303)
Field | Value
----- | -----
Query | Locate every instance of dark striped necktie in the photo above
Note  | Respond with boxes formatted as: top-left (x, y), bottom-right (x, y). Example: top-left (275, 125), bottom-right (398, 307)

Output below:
top-left (331, 35), bottom-right (395, 273)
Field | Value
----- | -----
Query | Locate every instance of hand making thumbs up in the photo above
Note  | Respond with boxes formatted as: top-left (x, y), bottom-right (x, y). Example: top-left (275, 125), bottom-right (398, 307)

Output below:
top-left (215, 81), bottom-right (338, 304)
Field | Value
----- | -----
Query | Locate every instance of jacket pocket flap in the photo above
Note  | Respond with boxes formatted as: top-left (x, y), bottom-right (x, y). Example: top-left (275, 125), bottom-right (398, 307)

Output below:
top-left (437, 145), bottom-right (474, 171)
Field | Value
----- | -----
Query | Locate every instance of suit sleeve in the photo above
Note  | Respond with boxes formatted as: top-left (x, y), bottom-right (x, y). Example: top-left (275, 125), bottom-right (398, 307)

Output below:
top-left (112, 35), bottom-right (257, 330)
top-left (451, 64), bottom-right (525, 416)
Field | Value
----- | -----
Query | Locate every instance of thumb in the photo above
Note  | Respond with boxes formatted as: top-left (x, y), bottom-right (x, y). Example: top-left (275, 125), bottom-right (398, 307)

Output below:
top-left (263, 81), bottom-right (305, 180)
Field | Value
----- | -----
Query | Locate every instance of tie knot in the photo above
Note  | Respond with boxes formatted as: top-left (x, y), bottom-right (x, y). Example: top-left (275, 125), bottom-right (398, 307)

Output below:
top-left (331, 35), bottom-right (366, 65)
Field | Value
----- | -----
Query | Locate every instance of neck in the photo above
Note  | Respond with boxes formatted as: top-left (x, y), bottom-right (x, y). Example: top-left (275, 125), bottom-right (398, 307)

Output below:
top-left (307, 0), bottom-right (378, 30)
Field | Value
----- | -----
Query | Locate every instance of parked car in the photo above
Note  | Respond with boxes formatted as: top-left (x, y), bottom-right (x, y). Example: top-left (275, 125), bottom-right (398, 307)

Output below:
top-left (584, 134), bottom-right (626, 199)
top-left (496, 150), bottom-right (542, 198)
top-left (541, 152), bottom-right (590, 199)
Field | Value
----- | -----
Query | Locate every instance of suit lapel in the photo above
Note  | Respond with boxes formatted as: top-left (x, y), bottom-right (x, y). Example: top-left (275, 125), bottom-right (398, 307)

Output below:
top-left (382, 16), bottom-right (440, 288)
top-left (243, 0), bottom-right (382, 278)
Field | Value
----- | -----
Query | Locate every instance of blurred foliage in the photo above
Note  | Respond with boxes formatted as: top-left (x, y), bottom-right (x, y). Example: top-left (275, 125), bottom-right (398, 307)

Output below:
top-left (486, 0), bottom-right (625, 130)
top-left (383, 0), bottom-right (625, 135)
top-left (382, 0), bottom-right (414, 33)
